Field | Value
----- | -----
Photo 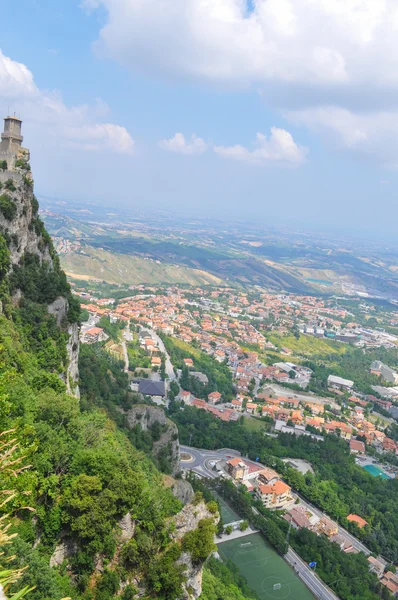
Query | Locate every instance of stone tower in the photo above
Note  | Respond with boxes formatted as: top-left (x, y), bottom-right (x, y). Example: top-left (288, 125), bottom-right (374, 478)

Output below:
top-left (0, 115), bottom-right (30, 169)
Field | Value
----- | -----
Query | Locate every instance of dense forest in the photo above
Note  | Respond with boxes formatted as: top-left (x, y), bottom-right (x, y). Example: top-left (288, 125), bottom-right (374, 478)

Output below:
top-left (172, 405), bottom-right (398, 562)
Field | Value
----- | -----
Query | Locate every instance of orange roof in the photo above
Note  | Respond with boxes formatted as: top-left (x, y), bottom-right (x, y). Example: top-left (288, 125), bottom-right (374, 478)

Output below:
top-left (227, 457), bottom-right (243, 467)
top-left (85, 327), bottom-right (104, 335)
top-left (347, 514), bottom-right (368, 528)
top-left (272, 480), bottom-right (291, 495)
top-left (258, 484), bottom-right (273, 494)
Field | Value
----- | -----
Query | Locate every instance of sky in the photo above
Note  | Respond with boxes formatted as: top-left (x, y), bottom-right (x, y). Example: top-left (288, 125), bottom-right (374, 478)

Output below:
top-left (2, 0), bottom-right (398, 236)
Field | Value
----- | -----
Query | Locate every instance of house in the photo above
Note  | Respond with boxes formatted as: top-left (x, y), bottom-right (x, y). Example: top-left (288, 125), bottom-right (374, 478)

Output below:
top-left (347, 514), bottom-right (368, 529)
top-left (327, 375), bottom-right (354, 390)
top-left (208, 391), bottom-right (222, 405)
top-left (226, 457), bottom-right (249, 481)
top-left (82, 327), bottom-right (108, 344)
top-left (231, 399), bottom-right (243, 411)
top-left (245, 402), bottom-right (258, 414)
top-left (151, 356), bottom-right (161, 368)
top-left (284, 506), bottom-right (312, 530)
top-left (367, 556), bottom-right (386, 578)
top-left (180, 390), bottom-right (192, 404)
top-left (184, 358), bottom-right (194, 368)
top-left (350, 439), bottom-right (366, 454)
top-left (317, 517), bottom-right (338, 538)
top-left (138, 380), bottom-right (166, 400)
top-left (380, 571), bottom-right (398, 596)
top-left (382, 437), bottom-right (397, 453)
top-left (257, 467), bottom-right (280, 485)
top-left (255, 480), bottom-right (293, 510)
top-left (330, 534), bottom-right (355, 554)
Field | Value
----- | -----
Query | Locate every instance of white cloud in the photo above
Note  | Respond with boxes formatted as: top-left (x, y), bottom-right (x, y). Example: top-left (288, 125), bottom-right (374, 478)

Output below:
top-left (0, 49), bottom-right (134, 155)
top-left (83, 0), bottom-right (398, 165)
top-left (159, 133), bottom-right (207, 155)
top-left (214, 127), bottom-right (307, 166)
top-left (286, 107), bottom-right (398, 167)
top-left (84, 0), bottom-right (398, 98)
top-left (0, 50), bottom-right (37, 97)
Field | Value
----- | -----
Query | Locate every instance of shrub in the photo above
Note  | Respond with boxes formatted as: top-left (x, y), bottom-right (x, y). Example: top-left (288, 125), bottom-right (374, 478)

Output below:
top-left (15, 158), bottom-right (31, 171)
top-left (0, 160), bottom-right (7, 171)
top-left (4, 179), bottom-right (16, 192)
top-left (182, 518), bottom-right (216, 564)
top-left (0, 194), bottom-right (17, 220)
top-left (31, 195), bottom-right (39, 215)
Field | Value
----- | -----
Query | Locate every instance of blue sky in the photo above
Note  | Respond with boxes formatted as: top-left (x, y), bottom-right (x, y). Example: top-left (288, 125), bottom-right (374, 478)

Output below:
top-left (2, 0), bottom-right (398, 236)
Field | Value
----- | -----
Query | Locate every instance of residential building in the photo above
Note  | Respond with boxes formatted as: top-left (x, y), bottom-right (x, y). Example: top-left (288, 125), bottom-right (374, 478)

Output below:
top-left (380, 571), bottom-right (398, 596)
top-left (226, 457), bottom-right (249, 481)
top-left (208, 391), bottom-right (222, 405)
top-left (347, 514), bottom-right (368, 529)
top-left (255, 480), bottom-right (293, 510)
top-left (82, 327), bottom-right (108, 344)
top-left (350, 439), bottom-right (366, 454)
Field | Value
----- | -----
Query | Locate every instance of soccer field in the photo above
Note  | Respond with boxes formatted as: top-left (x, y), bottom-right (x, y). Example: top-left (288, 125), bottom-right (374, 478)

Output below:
top-left (218, 534), bottom-right (314, 600)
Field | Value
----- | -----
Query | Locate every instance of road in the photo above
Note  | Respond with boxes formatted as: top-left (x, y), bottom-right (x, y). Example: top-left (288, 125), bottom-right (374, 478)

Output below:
top-left (297, 495), bottom-right (370, 556)
top-left (146, 328), bottom-right (175, 381)
top-left (121, 323), bottom-right (131, 373)
top-left (180, 445), bottom-right (241, 479)
top-left (285, 547), bottom-right (340, 600)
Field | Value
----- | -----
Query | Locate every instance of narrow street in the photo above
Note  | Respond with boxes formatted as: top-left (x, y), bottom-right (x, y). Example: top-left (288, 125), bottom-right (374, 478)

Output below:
top-left (121, 321), bottom-right (131, 373)
top-left (146, 328), bottom-right (175, 380)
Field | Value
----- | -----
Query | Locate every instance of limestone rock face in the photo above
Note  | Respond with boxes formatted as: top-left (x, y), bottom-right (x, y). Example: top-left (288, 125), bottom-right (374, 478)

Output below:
top-left (0, 168), bottom-right (80, 397)
top-left (172, 479), bottom-right (195, 505)
top-left (66, 321), bottom-right (80, 398)
top-left (124, 405), bottom-right (180, 475)
top-left (118, 512), bottom-right (135, 542)
top-left (0, 171), bottom-right (51, 266)
top-left (177, 552), bottom-right (203, 600)
top-left (171, 501), bottom-right (219, 600)
top-left (50, 538), bottom-right (78, 568)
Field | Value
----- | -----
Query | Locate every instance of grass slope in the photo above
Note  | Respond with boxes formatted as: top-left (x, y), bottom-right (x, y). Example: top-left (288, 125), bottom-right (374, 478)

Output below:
top-left (61, 245), bottom-right (224, 286)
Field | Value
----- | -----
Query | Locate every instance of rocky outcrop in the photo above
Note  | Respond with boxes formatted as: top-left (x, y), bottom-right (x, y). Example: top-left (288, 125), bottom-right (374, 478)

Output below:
top-left (172, 479), bottom-right (195, 505)
top-left (0, 166), bottom-right (80, 398)
top-left (50, 538), bottom-right (78, 568)
top-left (0, 171), bottom-right (51, 266)
top-left (171, 501), bottom-right (219, 600)
top-left (66, 321), bottom-right (80, 398)
top-left (124, 405), bottom-right (180, 475)
top-left (117, 512), bottom-right (135, 542)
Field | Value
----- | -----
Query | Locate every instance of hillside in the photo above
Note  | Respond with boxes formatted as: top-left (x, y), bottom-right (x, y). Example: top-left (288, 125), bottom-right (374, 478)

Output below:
top-left (61, 244), bottom-right (224, 286)
top-left (0, 121), bottom-right (218, 600)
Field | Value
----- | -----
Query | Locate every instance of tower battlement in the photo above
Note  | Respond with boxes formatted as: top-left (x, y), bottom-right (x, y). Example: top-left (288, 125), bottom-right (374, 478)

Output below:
top-left (0, 115), bottom-right (30, 170)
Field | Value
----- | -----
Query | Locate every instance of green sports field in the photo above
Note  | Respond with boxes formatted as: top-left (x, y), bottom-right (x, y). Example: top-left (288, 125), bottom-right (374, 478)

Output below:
top-left (218, 534), bottom-right (314, 600)
top-left (213, 492), bottom-right (241, 524)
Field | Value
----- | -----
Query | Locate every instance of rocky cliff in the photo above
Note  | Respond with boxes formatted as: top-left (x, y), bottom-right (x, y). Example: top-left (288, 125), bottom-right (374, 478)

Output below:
top-left (171, 501), bottom-right (220, 600)
top-left (0, 162), bottom-right (80, 396)
top-left (123, 404), bottom-right (181, 475)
